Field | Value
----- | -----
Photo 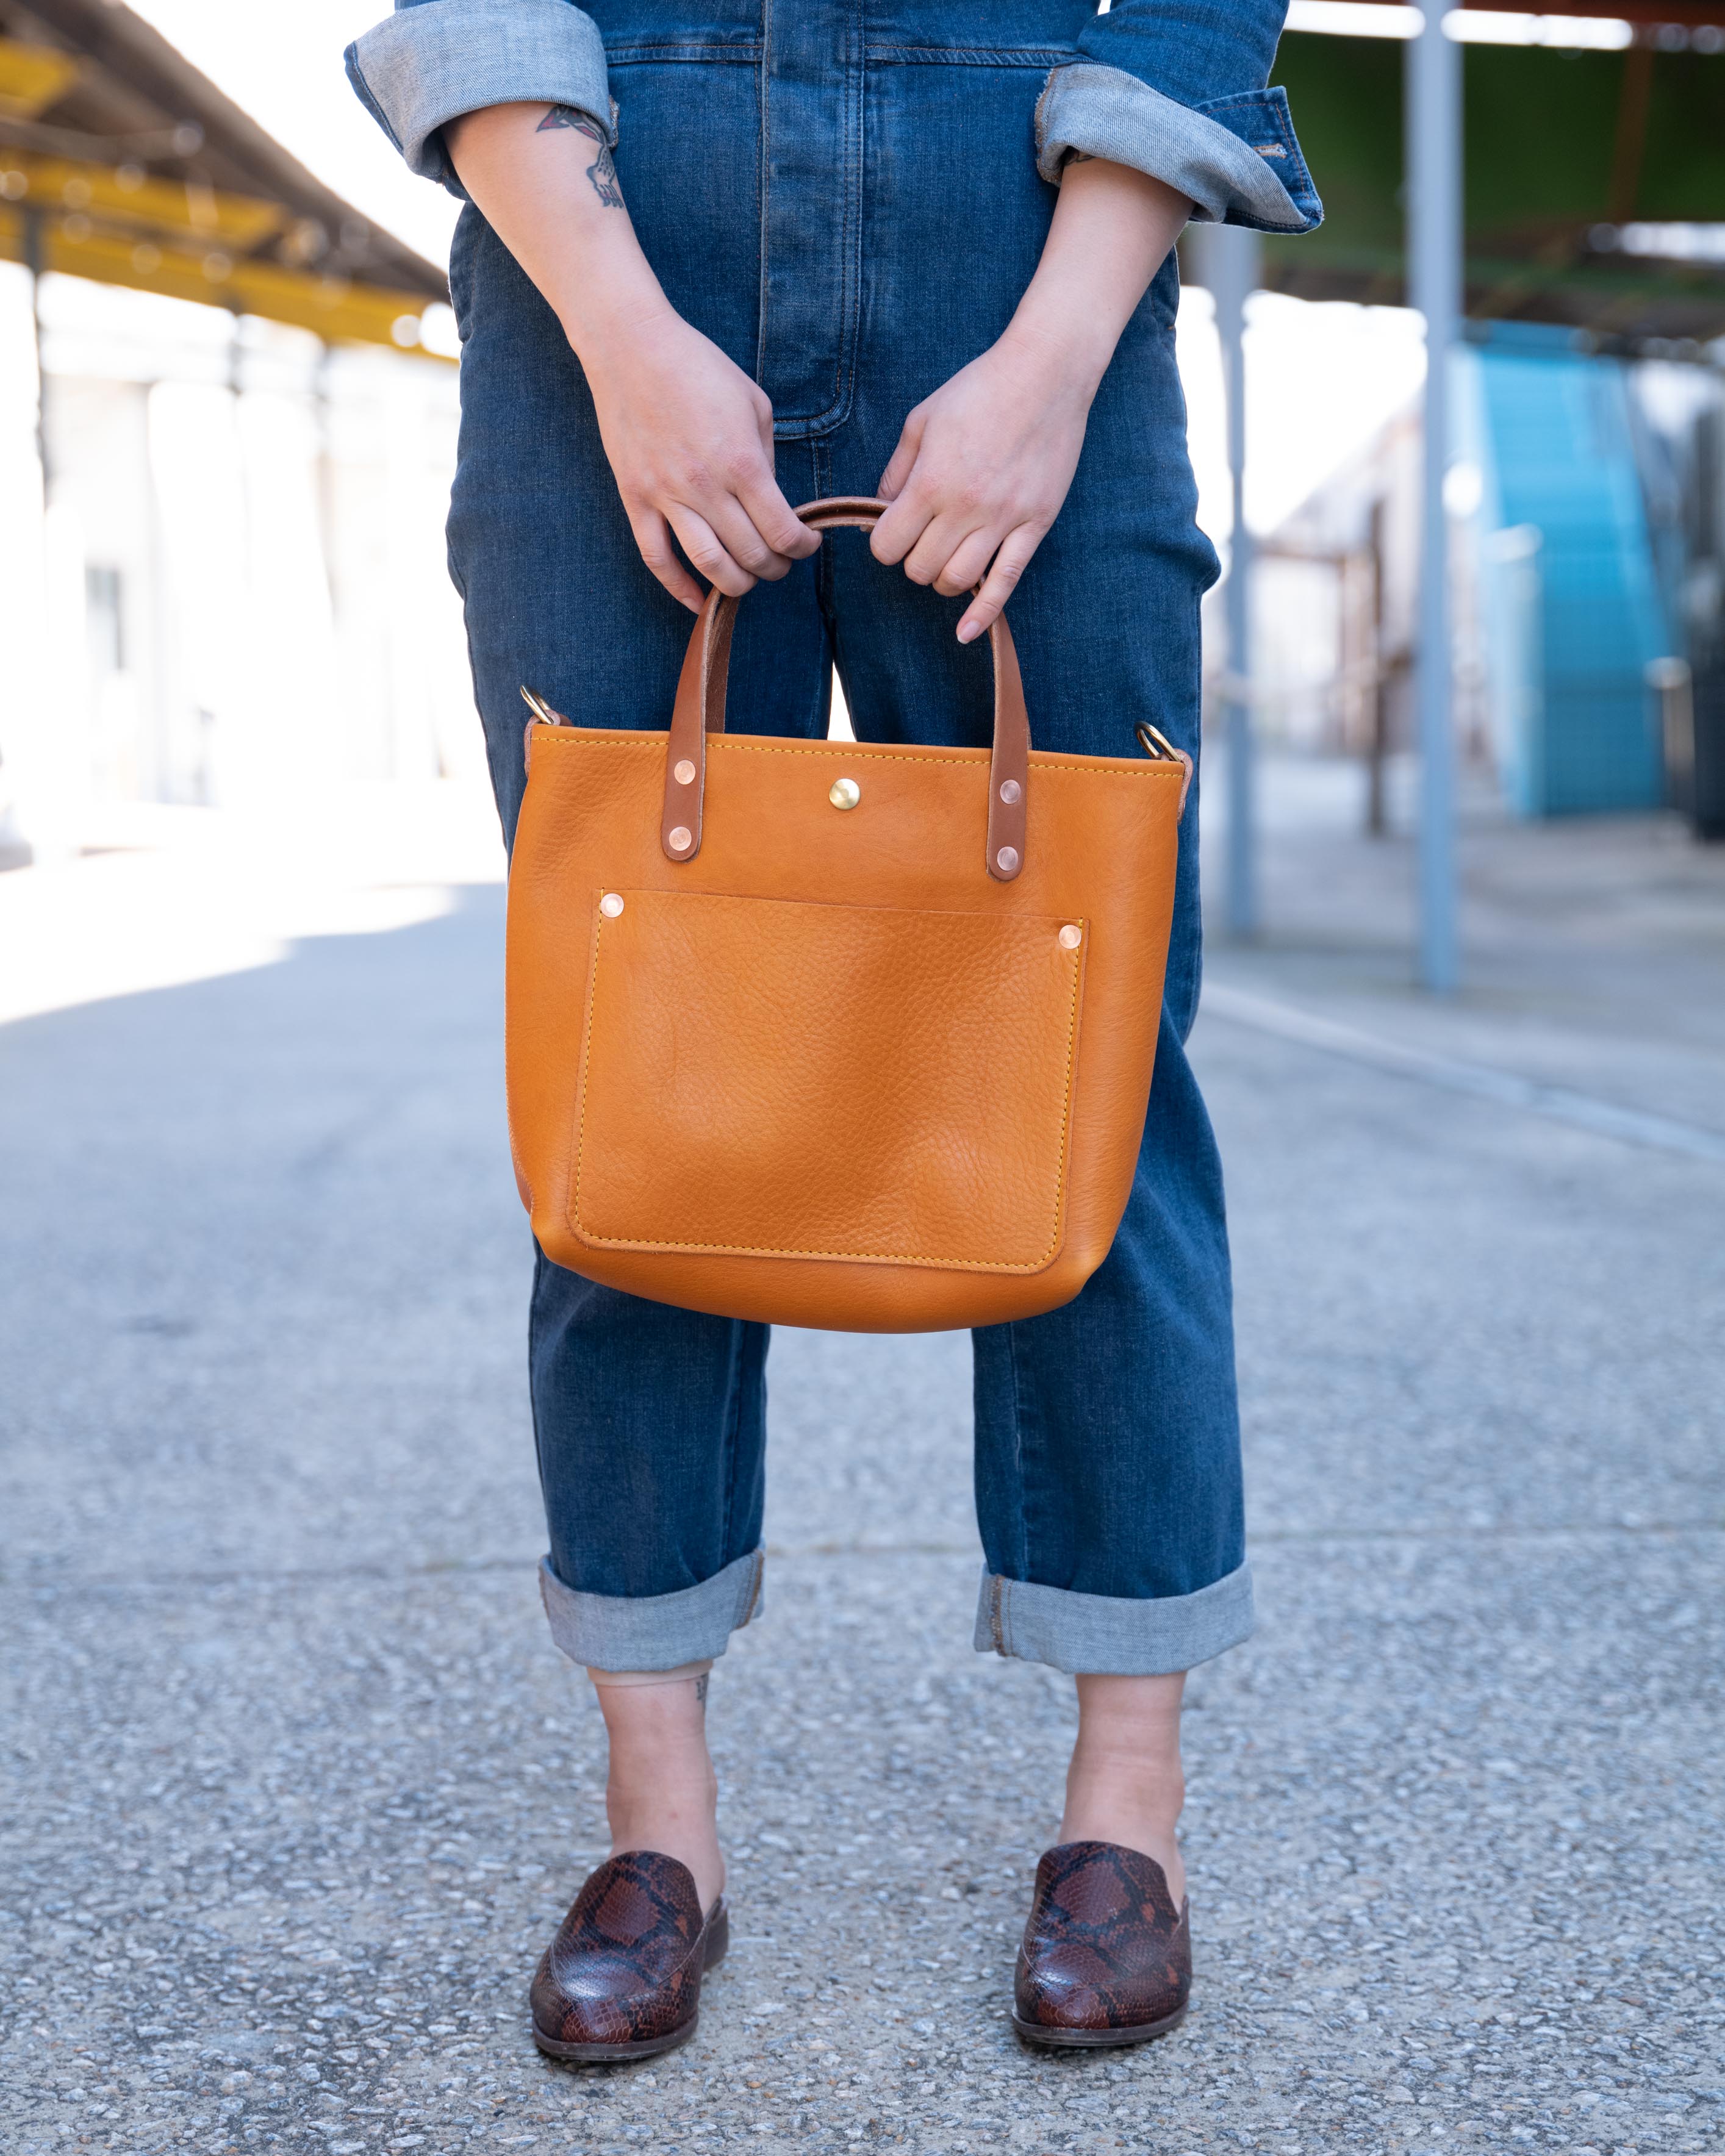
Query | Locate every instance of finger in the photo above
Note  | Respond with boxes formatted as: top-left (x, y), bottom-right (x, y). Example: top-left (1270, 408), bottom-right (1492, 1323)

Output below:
top-left (664, 504), bottom-right (757, 599)
top-left (629, 507), bottom-right (706, 613)
top-left (957, 523), bottom-right (1045, 643)
top-left (748, 406), bottom-right (822, 559)
top-left (870, 488), bottom-right (930, 566)
top-left (703, 491), bottom-right (800, 583)
top-left (902, 507), bottom-right (988, 589)
top-left (877, 406), bottom-right (925, 505)
top-left (736, 467), bottom-right (823, 563)
top-left (872, 429), bottom-right (933, 563)
top-left (930, 525), bottom-right (1001, 599)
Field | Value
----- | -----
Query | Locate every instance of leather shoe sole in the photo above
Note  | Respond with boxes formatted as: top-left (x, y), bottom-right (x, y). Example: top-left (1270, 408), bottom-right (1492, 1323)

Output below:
top-left (1011, 1997), bottom-right (1186, 2049)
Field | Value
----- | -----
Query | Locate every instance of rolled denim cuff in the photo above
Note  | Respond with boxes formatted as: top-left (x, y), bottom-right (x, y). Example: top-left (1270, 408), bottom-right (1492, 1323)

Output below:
top-left (974, 1559), bottom-right (1255, 1675)
top-left (345, 0), bottom-right (614, 190)
top-left (1035, 64), bottom-right (1321, 235)
top-left (539, 1549), bottom-right (764, 1670)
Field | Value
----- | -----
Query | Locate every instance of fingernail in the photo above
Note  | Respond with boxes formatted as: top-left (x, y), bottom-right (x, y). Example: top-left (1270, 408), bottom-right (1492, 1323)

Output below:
top-left (956, 621), bottom-right (980, 643)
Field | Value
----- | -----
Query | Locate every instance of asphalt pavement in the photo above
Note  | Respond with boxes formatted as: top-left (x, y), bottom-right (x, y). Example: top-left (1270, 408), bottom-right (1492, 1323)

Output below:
top-left (1, 761), bottom-right (1721, 2156)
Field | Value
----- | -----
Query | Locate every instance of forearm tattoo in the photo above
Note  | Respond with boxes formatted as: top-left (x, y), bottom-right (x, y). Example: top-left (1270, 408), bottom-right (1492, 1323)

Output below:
top-left (694, 1673), bottom-right (709, 1710)
top-left (537, 104), bottom-right (623, 207)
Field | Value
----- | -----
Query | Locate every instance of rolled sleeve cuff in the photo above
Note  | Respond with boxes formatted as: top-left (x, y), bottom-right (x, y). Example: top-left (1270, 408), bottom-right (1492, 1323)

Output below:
top-left (1035, 64), bottom-right (1321, 235)
top-left (345, 0), bottom-right (614, 191)
top-left (975, 1559), bottom-right (1255, 1675)
top-left (538, 1549), bottom-right (764, 1670)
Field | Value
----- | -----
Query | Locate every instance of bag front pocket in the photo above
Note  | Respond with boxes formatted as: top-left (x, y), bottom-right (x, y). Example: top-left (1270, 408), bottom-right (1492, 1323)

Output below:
top-left (570, 887), bottom-right (1088, 1274)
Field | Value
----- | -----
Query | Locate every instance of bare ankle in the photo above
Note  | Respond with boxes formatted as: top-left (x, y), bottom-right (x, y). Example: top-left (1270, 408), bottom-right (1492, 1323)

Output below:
top-left (1058, 1672), bottom-right (1188, 1901)
top-left (592, 1672), bottom-right (725, 1910)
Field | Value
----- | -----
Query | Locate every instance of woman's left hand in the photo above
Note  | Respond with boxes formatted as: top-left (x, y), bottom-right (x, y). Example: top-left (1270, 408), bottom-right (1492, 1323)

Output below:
top-left (870, 324), bottom-right (1097, 645)
top-left (870, 158), bottom-right (1191, 643)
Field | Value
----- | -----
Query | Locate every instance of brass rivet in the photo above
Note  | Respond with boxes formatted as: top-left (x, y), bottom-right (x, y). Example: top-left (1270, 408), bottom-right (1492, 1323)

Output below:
top-left (999, 778), bottom-right (1021, 805)
top-left (669, 825), bottom-right (692, 852)
top-left (996, 845), bottom-right (1019, 874)
top-left (1059, 923), bottom-right (1081, 950)
top-left (673, 758), bottom-right (696, 786)
top-left (600, 892), bottom-right (625, 919)
top-left (829, 777), bottom-right (861, 811)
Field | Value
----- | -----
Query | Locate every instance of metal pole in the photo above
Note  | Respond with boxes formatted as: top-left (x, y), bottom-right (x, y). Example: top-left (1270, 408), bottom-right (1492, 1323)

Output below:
top-left (22, 207), bottom-right (48, 496)
top-left (1209, 224), bottom-right (1261, 940)
top-left (1408, 0), bottom-right (1461, 990)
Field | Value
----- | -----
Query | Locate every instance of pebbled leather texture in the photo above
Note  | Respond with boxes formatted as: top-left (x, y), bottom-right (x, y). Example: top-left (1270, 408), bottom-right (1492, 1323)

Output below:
top-left (575, 888), bottom-right (1085, 1274)
top-left (507, 534), bottom-right (1185, 1334)
top-left (1013, 1840), bottom-right (1192, 2045)
top-left (530, 1850), bottom-right (728, 2060)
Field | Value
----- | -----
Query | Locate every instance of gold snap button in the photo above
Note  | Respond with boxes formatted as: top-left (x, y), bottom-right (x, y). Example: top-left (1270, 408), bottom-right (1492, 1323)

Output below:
top-left (1058, 923), bottom-right (1081, 950)
top-left (673, 758), bottom-right (696, 786)
top-left (668, 825), bottom-right (692, 852)
top-left (999, 778), bottom-right (1021, 805)
top-left (995, 846), bottom-right (1019, 874)
top-left (829, 777), bottom-right (861, 811)
top-left (600, 893), bottom-right (625, 919)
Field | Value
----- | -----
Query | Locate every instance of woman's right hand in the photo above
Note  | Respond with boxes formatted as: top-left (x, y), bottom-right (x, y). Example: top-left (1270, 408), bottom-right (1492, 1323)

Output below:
top-left (580, 303), bottom-right (821, 613)
top-left (445, 101), bottom-right (818, 614)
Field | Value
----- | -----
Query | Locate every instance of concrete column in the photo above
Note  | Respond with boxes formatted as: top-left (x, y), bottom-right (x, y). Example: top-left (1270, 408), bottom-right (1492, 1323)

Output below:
top-left (0, 259), bottom-right (59, 864)
top-left (1197, 222), bottom-right (1262, 941)
top-left (1408, 0), bottom-right (1462, 990)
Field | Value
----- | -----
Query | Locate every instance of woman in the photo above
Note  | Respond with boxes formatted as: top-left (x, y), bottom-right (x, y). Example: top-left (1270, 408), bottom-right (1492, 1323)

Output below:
top-left (347, 0), bottom-right (1317, 2061)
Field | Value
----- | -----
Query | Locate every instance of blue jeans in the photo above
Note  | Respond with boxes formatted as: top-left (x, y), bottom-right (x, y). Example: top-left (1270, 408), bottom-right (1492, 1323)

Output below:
top-left (446, 0), bottom-right (1252, 1678)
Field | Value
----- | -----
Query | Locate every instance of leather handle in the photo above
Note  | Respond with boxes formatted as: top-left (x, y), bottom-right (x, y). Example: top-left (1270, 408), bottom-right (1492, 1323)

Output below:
top-left (661, 496), bottom-right (1030, 879)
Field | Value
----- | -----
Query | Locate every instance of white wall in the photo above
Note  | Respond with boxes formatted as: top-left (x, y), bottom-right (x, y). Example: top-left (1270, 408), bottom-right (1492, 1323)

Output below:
top-left (0, 267), bottom-right (476, 861)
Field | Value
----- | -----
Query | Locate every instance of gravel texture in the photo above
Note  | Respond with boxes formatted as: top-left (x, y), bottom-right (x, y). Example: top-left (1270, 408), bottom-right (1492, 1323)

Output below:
top-left (3, 808), bottom-right (1723, 2155)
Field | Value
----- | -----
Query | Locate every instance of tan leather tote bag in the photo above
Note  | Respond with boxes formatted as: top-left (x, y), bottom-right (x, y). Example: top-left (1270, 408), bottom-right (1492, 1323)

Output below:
top-left (505, 498), bottom-right (1190, 1333)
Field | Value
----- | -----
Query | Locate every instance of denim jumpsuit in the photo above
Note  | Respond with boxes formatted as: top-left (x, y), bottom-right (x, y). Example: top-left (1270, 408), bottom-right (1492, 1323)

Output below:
top-left (348, 0), bottom-right (1319, 1680)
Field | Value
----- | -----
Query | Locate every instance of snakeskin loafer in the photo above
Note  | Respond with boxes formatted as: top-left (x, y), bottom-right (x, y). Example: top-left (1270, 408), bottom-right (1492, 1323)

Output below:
top-left (531, 1849), bottom-right (729, 2062)
top-left (1012, 1839), bottom-right (1191, 2048)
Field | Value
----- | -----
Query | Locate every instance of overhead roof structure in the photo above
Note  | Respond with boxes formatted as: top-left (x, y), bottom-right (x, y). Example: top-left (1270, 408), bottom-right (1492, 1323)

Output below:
top-left (1267, 0), bottom-right (1725, 345)
top-left (0, 0), bottom-right (448, 354)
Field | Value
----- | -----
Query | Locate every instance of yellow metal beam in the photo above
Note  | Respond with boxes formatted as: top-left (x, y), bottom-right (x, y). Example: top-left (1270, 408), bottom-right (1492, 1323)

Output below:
top-left (0, 37), bottom-right (81, 121)
top-left (0, 152), bottom-right (286, 247)
top-left (0, 206), bottom-right (451, 358)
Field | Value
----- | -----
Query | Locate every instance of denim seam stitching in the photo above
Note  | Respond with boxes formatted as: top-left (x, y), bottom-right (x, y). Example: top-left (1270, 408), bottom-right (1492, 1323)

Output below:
top-left (816, 458), bottom-right (845, 734)
top-left (568, 911), bottom-right (1083, 1269)
top-left (717, 1323), bottom-right (744, 1568)
top-left (841, 0), bottom-right (864, 420)
top-left (753, 0), bottom-right (772, 389)
top-left (864, 46), bottom-right (1074, 66)
top-left (526, 1252), bottom-right (554, 1573)
top-left (1005, 1319), bottom-right (1031, 1585)
top-left (606, 42), bottom-right (763, 63)
top-left (760, 0), bottom-right (861, 437)
top-left (809, 498), bottom-right (836, 736)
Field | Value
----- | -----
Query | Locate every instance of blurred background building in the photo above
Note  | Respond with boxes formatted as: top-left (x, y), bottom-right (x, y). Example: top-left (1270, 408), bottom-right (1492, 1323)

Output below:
top-left (1207, 0), bottom-right (1725, 846)
top-left (0, 0), bottom-right (471, 870)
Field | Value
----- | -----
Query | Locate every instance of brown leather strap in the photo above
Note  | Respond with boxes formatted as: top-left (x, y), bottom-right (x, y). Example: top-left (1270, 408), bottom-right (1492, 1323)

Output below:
top-left (662, 496), bottom-right (1030, 879)
top-left (659, 586), bottom-right (736, 862)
